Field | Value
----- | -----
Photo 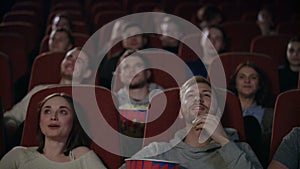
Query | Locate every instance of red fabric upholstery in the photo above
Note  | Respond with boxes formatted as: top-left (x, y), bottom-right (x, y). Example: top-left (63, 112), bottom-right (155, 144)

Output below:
top-left (209, 52), bottom-right (280, 101)
top-left (178, 33), bottom-right (203, 62)
top-left (250, 34), bottom-right (292, 66)
top-left (269, 89), bottom-right (300, 161)
top-left (28, 52), bottom-right (65, 91)
top-left (111, 49), bottom-right (187, 92)
top-left (221, 21), bottom-right (260, 52)
top-left (0, 22), bottom-right (39, 54)
top-left (21, 85), bottom-right (122, 169)
top-left (39, 33), bottom-right (90, 54)
top-left (0, 52), bottom-right (13, 111)
top-left (276, 21), bottom-right (300, 37)
top-left (143, 87), bottom-right (246, 147)
top-left (0, 33), bottom-right (28, 83)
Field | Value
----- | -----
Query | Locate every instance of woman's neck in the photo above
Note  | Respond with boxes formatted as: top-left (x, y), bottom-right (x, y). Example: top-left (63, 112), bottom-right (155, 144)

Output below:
top-left (239, 96), bottom-right (255, 109)
top-left (43, 139), bottom-right (69, 162)
top-left (289, 64), bottom-right (300, 72)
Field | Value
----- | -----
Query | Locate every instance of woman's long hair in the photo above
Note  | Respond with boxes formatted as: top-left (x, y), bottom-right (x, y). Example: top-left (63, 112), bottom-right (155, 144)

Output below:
top-left (228, 62), bottom-right (270, 107)
top-left (36, 93), bottom-right (91, 156)
top-left (284, 36), bottom-right (300, 67)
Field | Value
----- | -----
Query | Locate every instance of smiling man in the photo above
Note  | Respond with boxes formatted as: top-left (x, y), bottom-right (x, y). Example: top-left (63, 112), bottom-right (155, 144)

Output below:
top-left (115, 50), bottom-right (162, 109)
top-left (115, 50), bottom-right (163, 157)
top-left (120, 76), bottom-right (263, 169)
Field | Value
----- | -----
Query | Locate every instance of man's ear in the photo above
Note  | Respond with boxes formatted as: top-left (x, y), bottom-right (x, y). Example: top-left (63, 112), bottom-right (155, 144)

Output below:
top-left (179, 109), bottom-right (183, 119)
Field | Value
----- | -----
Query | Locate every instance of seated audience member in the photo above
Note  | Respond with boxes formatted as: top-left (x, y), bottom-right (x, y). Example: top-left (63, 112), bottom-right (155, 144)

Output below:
top-left (0, 93), bottom-right (107, 169)
top-left (150, 6), bottom-right (167, 33)
top-left (268, 127), bottom-right (300, 169)
top-left (159, 16), bottom-right (183, 54)
top-left (3, 47), bottom-right (93, 150)
top-left (229, 62), bottom-right (274, 167)
top-left (196, 4), bottom-right (223, 31)
top-left (115, 50), bottom-right (162, 157)
top-left (18, 16), bottom-right (75, 100)
top-left (256, 8), bottom-right (276, 36)
top-left (108, 19), bottom-right (125, 46)
top-left (115, 50), bottom-right (163, 109)
top-left (51, 12), bottom-right (73, 32)
top-left (98, 22), bottom-right (149, 90)
top-left (48, 28), bottom-right (74, 53)
top-left (187, 25), bottom-right (228, 77)
top-left (201, 24), bottom-right (228, 67)
top-left (278, 36), bottom-right (300, 92)
top-left (202, 25), bottom-right (228, 56)
top-left (120, 75), bottom-right (263, 169)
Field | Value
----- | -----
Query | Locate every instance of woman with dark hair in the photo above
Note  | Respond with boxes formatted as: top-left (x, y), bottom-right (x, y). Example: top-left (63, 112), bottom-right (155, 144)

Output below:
top-left (229, 62), bottom-right (274, 167)
top-left (0, 93), bottom-right (106, 169)
top-left (256, 7), bottom-right (276, 36)
top-left (48, 28), bottom-right (74, 53)
top-left (201, 25), bottom-right (228, 66)
top-left (279, 36), bottom-right (300, 92)
top-left (196, 4), bottom-right (223, 31)
top-left (51, 12), bottom-right (73, 32)
top-left (229, 62), bottom-right (270, 108)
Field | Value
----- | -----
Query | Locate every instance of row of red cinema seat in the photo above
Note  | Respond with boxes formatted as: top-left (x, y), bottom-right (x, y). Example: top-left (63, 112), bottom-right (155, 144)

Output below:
top-left (0, 31), bottom-right (298, 111)
top-left (1, 81), bottom-right (299, 168)
top-left (3, 0), bottom-right (300, 33)
top-left (0, 0), bottom-right (49, 109)
top-left (0, 0), bottom-right (90, 110)
top-left (2, 36), bottom-right (296, 111)
top-left (0, 0), bottom-right (300, 167)
top-left (1, 0), bottom-right (299, 125)
top-left (108, 33), bottom-right (295, 67)
top-left (27, 51), bottom-right (280, 95)
top-left (23, 48), bottom-right (297, 151)
top-left (19, 85), bottom-right (246, 169)
top-left (1, 0), bottom-right (299, 87)
top-left (0, 7), bottom-right (298, 101)
top-left (86, 0), bottom-right (299, 28)
top-left (41, 0), bottom-right (299, 36)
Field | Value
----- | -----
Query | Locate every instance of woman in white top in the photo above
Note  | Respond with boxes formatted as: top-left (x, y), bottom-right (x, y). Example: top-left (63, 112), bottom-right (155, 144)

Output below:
top-left (0, 93), bottom-right (107, 169)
